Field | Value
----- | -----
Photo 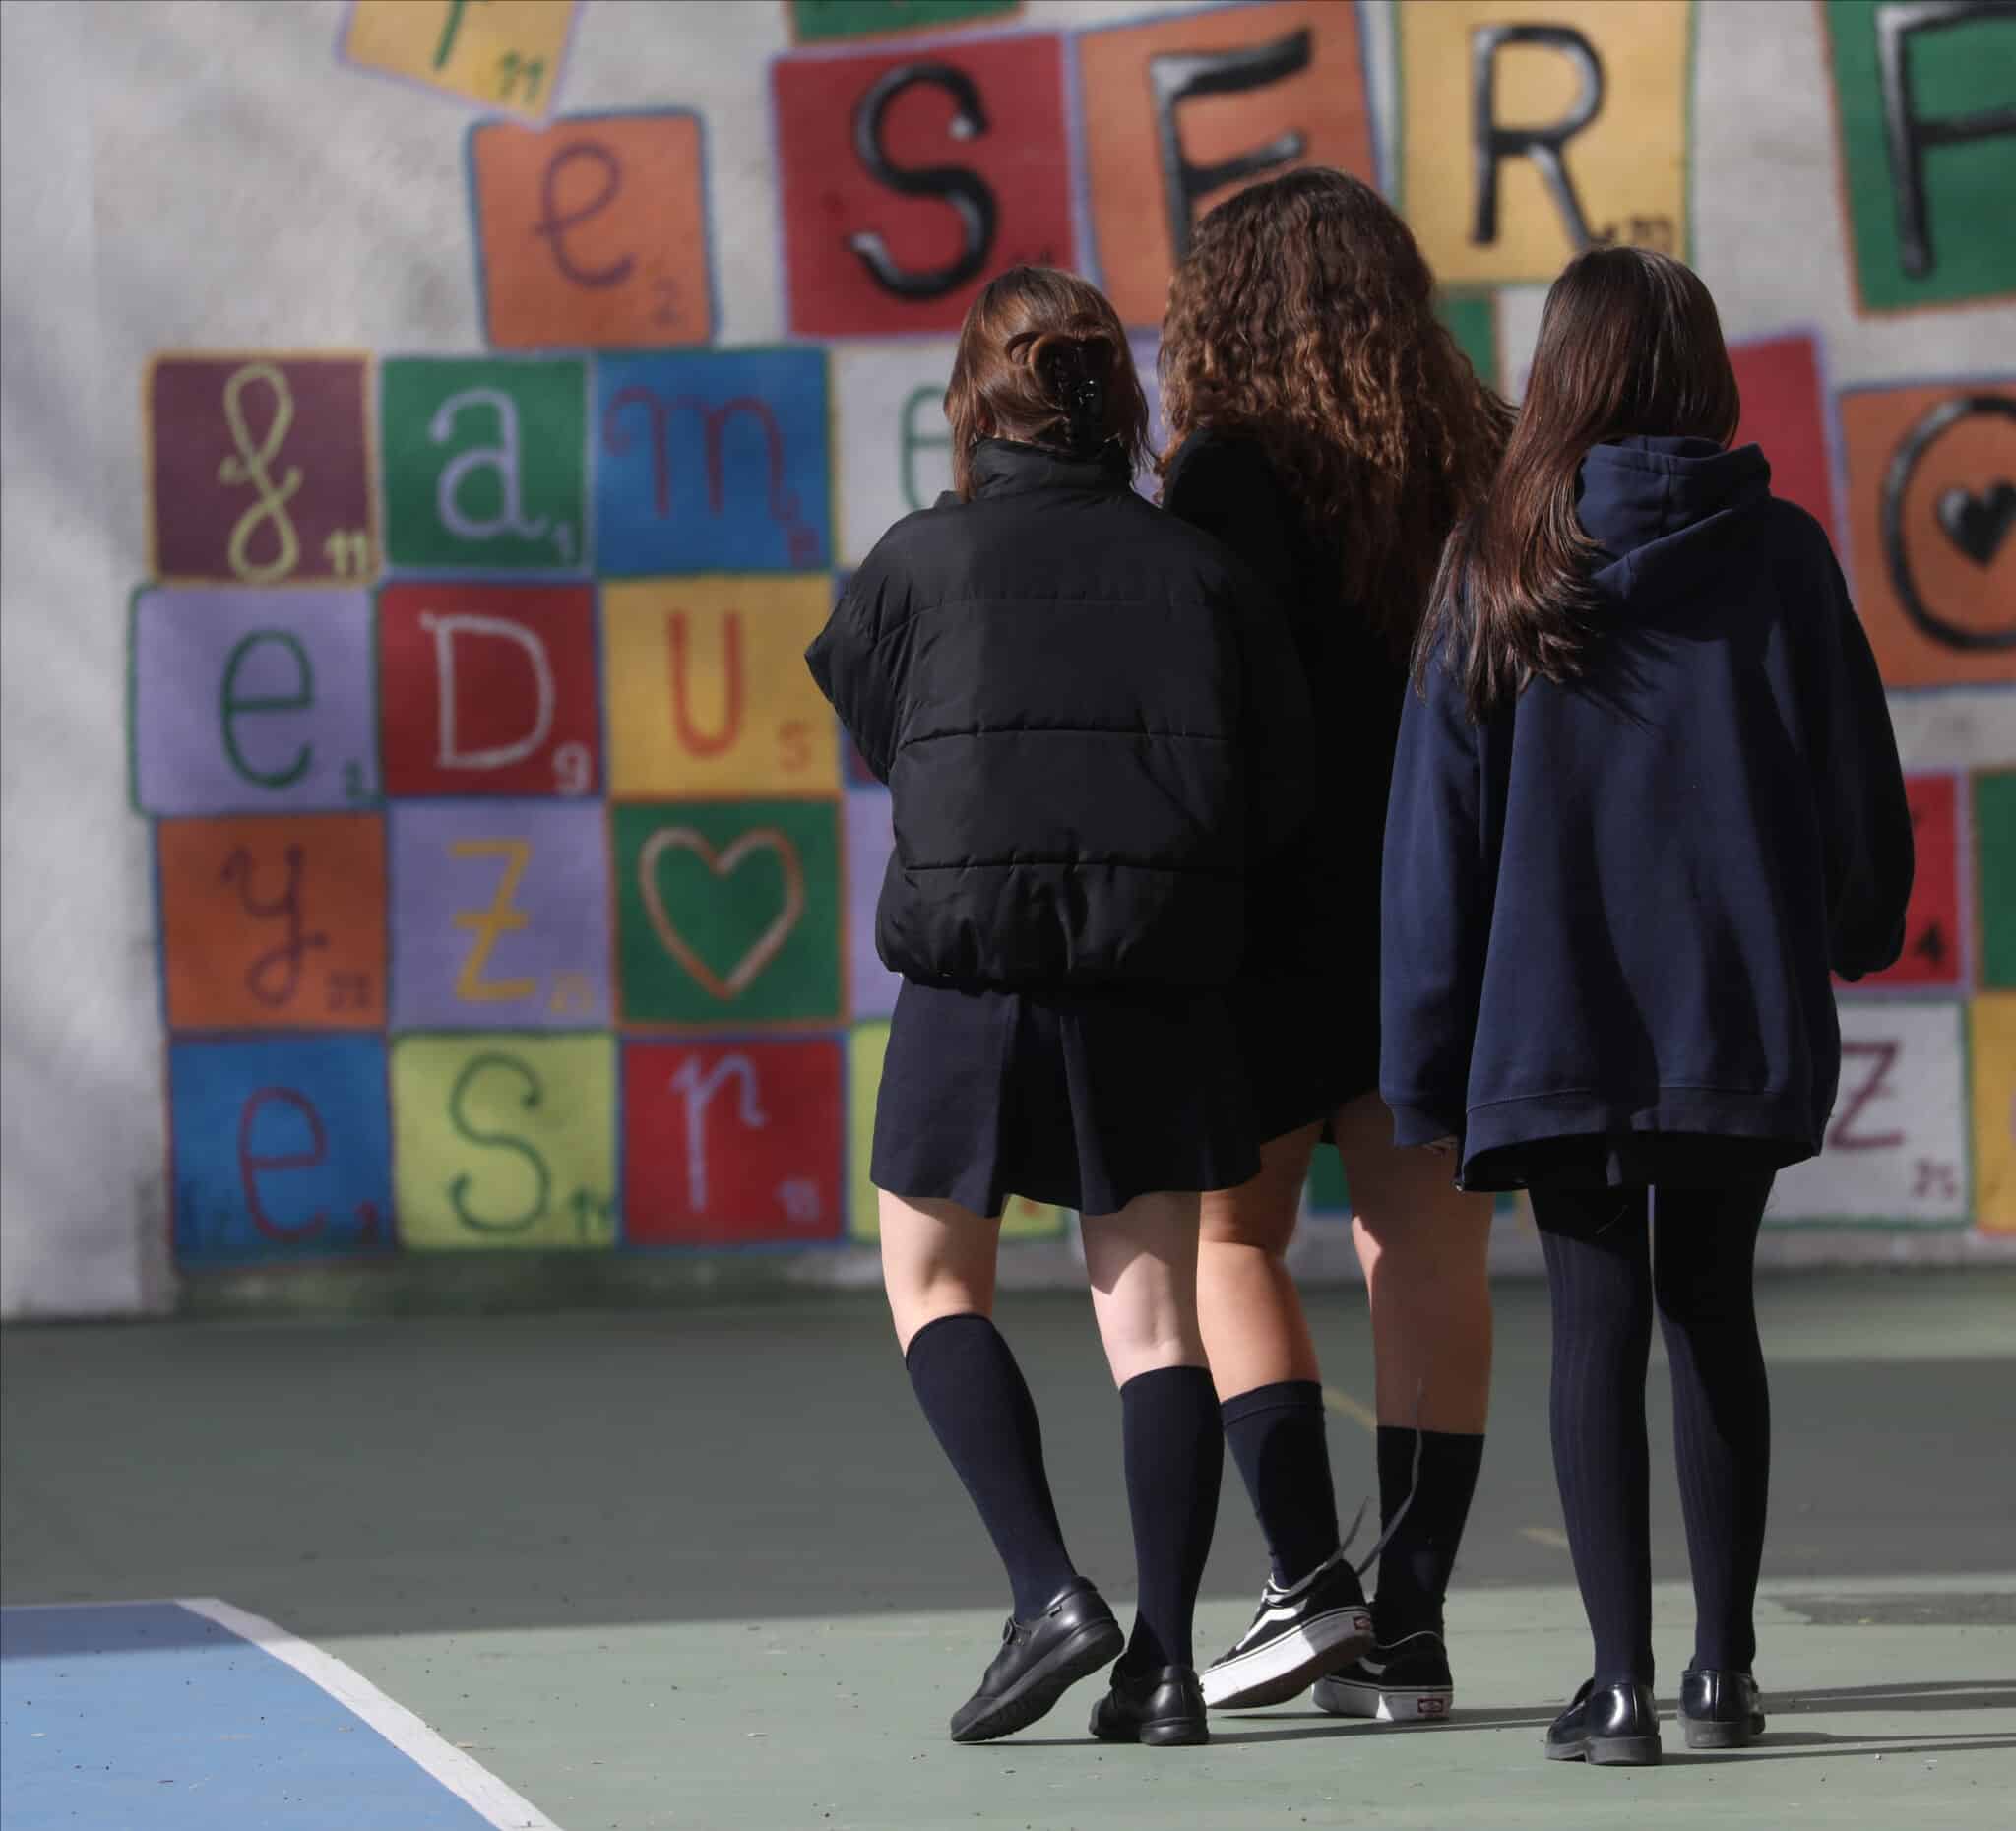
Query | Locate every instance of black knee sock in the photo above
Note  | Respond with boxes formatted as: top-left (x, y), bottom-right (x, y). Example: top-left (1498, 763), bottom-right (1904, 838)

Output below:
top-left (1533, 1190), bottom-right (1656, 1688)
top-left (905, 1312), bottom-right (1077, 1620)
top-left (1221, 1380), bottom-right (1341, 1588)
top-left (1120, 1365), bottom-right (1223, 1673)
top-left (1371, 1426), bottom-right (1486, 1641)
top-left (1653, 1181), bottom-right (1773, 1674)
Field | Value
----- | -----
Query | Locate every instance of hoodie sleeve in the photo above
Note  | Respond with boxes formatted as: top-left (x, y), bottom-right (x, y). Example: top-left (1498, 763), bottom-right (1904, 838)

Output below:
top-left (1379, 649), bottom-right (1489, 1147)
top-left (805, 557), bottom-right (900, 785)
top-left (1806, 548), bottom-right (1915, 980)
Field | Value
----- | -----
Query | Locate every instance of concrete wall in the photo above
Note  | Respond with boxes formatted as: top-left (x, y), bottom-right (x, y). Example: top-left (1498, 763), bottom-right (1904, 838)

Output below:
top-left (2, 0), bottom-right (2012, 1318)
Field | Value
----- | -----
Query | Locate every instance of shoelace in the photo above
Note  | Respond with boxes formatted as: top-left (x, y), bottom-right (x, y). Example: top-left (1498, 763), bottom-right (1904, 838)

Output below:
top-left (1341, 1382), bottom-right (1426, 1580)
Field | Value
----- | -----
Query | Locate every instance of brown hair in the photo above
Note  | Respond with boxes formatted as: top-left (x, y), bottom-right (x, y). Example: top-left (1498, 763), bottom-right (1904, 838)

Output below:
top-left (944, 266), bottom-right (1149, 499)
top-left (1158, 167), bottom-right (1512, 654)
top-left (1421, 245), bottom-right (1742, 719)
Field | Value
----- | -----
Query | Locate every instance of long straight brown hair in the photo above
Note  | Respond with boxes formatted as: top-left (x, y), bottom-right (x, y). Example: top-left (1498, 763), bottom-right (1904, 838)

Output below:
top-left (1419, 246), bottom-right (1742, 719)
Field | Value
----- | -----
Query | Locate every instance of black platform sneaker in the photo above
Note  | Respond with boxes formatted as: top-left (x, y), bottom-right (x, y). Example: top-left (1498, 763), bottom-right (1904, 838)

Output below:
top-left (1544, 1678), bottom-right (1663, 1766)
top-left (948, 1578), bottom-right (1125, 1744)
top-left (1678, 1668), bottom-right (1765, 1749)
top-left (1201, 1549), bottom-right (1375, 1709)
top-left (1313, 1627), bottom-right (1454, 1723)
top-left (1090, 1663), bottom-right (1210, 1746)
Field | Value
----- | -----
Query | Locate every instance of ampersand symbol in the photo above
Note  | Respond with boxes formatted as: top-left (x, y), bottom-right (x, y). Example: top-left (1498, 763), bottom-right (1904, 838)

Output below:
top-left (219, 362), bottom-right (303, 585)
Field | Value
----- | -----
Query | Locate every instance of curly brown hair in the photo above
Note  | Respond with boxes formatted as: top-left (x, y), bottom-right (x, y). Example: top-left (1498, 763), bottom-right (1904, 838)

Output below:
top-left (1158, 168), bottom-right (1512, 652)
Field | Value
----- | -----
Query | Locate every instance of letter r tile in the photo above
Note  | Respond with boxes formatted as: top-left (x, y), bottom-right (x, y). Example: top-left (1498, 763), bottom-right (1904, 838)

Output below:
top-left (1398, 0), bottom-right (1693, 284)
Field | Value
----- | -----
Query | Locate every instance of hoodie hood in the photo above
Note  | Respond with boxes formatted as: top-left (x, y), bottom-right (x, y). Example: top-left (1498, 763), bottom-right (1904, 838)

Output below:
top-left (1578, 436), bottom-right (1773, 608)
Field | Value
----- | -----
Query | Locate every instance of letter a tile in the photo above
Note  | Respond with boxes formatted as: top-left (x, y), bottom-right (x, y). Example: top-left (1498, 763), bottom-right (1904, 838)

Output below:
top-left (380, 357), bottom-right (587, 572)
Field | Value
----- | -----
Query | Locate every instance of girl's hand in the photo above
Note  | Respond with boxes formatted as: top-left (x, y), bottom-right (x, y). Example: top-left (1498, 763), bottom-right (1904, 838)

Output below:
top-left (1424, 1135), bottom-right (1459, 1157)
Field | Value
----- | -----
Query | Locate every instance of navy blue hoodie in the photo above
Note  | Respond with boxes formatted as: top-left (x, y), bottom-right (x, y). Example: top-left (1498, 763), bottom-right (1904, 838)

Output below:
top-left (1380, 436), bottom-right (1914, 1190)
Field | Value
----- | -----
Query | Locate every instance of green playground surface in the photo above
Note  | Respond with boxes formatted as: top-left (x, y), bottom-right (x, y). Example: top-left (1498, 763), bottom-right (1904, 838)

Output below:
top-left (5, 1271), bottom-right (2013, 1829)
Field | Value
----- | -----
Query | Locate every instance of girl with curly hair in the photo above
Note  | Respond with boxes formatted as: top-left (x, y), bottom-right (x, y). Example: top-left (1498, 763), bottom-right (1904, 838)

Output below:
top-left (1157, 167), bottom-right (1512, 1722)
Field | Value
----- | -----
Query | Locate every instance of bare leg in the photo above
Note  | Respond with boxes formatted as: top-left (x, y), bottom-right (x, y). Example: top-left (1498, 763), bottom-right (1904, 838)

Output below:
top-left (879, 1189), bottom-right (1000, 1352)
top-left (1083, 1193), bottom-right (1219, 1677)
top-left (1196, 1122), bottom-right (1323, 1398)
top-left (1334, 1093), bottom-right (1493, 1432)
top-left (1334, 1091), bottom-right (1492, 1646)
top-left (880, 1190), bottom-right (1079, 1624)
top-left (1081, 1190), bottom-right (1208, 1385)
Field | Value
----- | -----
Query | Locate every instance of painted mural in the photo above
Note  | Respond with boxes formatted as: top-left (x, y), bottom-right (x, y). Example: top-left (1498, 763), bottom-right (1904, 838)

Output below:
top-left (138, 0), bottom-right (2016, 1269)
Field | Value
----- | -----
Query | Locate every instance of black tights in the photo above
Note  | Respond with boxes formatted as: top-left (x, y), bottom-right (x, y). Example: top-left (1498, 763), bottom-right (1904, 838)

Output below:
top-left (1532, 1179), bottom-right (1773, 1687)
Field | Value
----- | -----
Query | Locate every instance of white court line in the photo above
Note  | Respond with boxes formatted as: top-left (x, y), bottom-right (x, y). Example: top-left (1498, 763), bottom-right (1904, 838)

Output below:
top-left (177, 1597), bottom-right (563, 1831)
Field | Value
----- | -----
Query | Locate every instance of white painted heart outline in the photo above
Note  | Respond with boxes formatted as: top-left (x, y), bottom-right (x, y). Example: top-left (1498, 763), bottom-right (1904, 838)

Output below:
top-left (638, 826), bottom-right (805, 1002)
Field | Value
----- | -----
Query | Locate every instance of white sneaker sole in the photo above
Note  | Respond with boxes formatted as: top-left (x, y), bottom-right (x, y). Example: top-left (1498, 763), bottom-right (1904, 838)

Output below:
top-left (1313, 1676), bottom-right (1455, 1723)
top-left (1202, 1608), bottom-right (1374, 1710)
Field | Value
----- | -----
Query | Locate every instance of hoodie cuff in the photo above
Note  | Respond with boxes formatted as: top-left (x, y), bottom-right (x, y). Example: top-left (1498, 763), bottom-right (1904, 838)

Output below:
top-left (1386, 1099), bottom-right (1464, 1150)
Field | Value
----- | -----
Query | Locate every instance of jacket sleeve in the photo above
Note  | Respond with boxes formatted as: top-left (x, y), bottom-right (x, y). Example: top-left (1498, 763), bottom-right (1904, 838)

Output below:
top-left (1807, 548), bottom-right (1915, 980)
top-left (804, 560), bottom-right (900, 785)
top-left (1378, 649), bottom-right (1489, 1147)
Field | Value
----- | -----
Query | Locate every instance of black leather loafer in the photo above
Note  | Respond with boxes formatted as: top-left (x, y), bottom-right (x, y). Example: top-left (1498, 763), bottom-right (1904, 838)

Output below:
top-left (1679, 1668), bottom-right (1766, 1748)
top-left (1544, 1678), bottom-right (1663, 1765)
top-left (949, 1578), bottom-right (1124, 1744)
top-left (1090, 1663), bottom-right (1210, 1746)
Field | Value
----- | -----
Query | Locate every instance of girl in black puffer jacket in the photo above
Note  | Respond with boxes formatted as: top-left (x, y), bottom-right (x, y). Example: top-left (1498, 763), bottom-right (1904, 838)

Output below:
top-left (808, 266), bottom-right (1311, 1748)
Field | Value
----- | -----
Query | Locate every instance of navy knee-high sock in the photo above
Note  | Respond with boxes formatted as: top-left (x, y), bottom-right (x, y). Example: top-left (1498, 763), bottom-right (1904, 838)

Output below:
top-left (1121, 1365), bottom-right (1224, 1673)
top-left (905, 1312), bottom-right (1078, 1620)
top-left (1372, 1427), bottom-right (1485, 1641)
top-left (1221, 1380), bottom-right (1342, 1587)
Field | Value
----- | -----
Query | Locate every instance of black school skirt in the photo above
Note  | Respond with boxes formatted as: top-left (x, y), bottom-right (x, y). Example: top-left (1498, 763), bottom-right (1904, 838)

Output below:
top-left (871, 979), bottom-right (1260, 1219)
top-left (1234, 969), bottom-right (1380, 1146)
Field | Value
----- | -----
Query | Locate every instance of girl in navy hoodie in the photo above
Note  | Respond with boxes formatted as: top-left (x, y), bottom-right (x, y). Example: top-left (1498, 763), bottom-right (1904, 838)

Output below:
top-left (1383, 247), bottom-right (1913, 1768)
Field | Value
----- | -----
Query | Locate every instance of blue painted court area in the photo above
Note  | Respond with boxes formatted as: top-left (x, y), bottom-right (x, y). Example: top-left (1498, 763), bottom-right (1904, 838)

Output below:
top-left (0, 1603), bottom-right (513, 1830)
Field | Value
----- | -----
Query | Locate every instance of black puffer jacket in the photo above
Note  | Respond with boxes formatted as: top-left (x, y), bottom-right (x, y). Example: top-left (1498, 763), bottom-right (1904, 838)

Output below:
top-left (807, 438), bottom-right (1313, 990)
